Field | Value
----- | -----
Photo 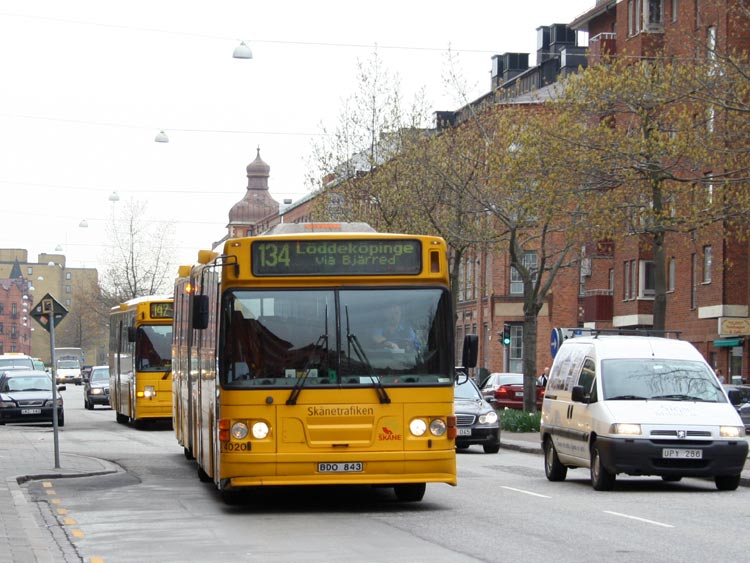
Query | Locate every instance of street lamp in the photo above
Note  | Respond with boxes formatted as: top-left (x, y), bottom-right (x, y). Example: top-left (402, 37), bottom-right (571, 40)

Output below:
top-left (109, 191), bottom-right (120, 203)
top-left (79, 219), bottom-right (88, 228)
top-left (154, 130), bottom-right (169, 143)
top-left (233, 41), bottom-right (253, 59)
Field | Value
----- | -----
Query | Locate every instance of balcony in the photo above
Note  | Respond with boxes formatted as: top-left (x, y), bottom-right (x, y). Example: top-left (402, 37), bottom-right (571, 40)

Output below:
top-left (582, 289), bottom-right (614, 322)
top-left (589, 32), bottom-right (617, 62)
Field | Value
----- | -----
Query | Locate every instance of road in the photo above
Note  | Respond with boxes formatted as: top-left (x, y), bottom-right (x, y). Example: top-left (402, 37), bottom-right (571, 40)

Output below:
top-left (19, 385), bottom-right (750, 563)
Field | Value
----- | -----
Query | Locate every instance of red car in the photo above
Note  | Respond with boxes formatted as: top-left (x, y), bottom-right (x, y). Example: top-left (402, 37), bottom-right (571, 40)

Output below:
top-left (480, 372), bottom-right (545, 410)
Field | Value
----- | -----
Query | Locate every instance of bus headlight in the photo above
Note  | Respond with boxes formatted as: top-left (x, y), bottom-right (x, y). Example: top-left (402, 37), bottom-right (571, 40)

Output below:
top-left (429, 418), bottom-right (447, 437)
top-left (138, 386), bottom-right (156, 399)
top-left (251, 421), bottom-right (269, 439)
top-left (409, 418), bottom-right (427, 436)
top-left (231, 422), bottom-right (249, 440)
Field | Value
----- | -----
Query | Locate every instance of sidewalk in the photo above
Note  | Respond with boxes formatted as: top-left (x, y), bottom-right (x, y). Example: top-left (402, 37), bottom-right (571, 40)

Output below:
top-left (499, 431), bottom-right (750, 487)
top-left (0, 427), bottom-right (119, 563)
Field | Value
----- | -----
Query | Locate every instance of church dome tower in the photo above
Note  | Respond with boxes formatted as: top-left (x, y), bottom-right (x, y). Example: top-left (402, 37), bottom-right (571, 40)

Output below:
top-left (227, 148), bottom-right (279, 237)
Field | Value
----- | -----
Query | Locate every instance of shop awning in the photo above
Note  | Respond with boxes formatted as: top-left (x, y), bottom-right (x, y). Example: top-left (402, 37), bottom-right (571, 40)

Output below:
top-left (713, 338), bottom-right (743, 347)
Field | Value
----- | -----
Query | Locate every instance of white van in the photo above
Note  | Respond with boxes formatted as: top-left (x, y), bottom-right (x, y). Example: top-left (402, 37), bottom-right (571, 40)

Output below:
top-left (540, 334), bottom-right (748, 491)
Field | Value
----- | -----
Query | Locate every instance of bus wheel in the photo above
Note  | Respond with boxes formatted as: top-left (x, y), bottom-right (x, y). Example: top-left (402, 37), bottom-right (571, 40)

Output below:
top-left (197, 465), bottom-right (212, 483)
top-left (116, 412), bottom-right (129, 424)
top-left (183, 447), bottom-right (194, 460)
top-left (394, 483), bottom-right (426, 502)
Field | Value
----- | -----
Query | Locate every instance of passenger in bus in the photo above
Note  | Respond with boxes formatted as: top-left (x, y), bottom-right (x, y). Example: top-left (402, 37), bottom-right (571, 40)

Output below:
top-left (372, 304), bottom-right (421, 352)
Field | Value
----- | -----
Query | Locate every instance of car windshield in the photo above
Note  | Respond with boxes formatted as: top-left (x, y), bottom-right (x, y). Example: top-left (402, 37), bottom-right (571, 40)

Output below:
top-left (90, 369), bottom-right (109, 383)
top-left (2, 376), bottom-right (52, 392)
top-left (58, 360), bottom-right (80, 369)
top-left (0, 358), bottom-right (34, 369)
top-left (601, 359), bottom-right (727, 402)
top-left (455, 381), bottom-right (482, 400)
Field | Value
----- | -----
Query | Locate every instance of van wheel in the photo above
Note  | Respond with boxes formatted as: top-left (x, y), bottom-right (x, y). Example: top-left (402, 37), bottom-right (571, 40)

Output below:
top-left (590, 444), bottom-right (615, 491)
top-left (715, 474), bottom-right (741, 491)
top-left (544, 439), bottom-right (567, 481)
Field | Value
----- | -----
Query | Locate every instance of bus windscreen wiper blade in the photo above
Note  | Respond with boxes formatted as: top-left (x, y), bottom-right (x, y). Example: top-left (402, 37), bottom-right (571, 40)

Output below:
top-left (287, 306), bottom-right (329, 405)
top-left (346, 307), bottom-right (390, 404)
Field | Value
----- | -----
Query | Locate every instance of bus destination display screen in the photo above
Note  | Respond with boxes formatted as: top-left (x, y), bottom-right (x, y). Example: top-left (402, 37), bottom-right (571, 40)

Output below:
top-left (251, 239), bottom-right (422, 276)
top-left (150, 302), bottom-right (174, 319)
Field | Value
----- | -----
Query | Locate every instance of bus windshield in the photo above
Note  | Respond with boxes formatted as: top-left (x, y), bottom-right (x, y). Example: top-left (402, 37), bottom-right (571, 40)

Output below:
top-left (136, 325), bottom-right (173, 371)
top-left (221, 288), bottom-right (453, 388)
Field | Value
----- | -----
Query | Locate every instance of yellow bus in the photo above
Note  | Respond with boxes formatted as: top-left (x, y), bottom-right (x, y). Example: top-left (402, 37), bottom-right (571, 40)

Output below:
top-left (109, 295), bottom-right (174, 426)
top-left (173, 223), bottom-right (473, 502)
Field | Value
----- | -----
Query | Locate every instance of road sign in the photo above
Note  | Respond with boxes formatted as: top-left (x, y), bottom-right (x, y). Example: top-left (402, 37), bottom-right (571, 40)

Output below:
top-left (30, 293), bottom-right (68, 332)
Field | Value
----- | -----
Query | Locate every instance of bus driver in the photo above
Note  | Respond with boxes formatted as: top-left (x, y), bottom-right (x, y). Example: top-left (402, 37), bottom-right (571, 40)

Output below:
top-left (372, 304), bottom-right (421, 352)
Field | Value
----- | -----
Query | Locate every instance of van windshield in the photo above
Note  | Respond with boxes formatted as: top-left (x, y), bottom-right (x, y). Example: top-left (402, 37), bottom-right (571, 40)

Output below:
top-left (601, 359), bottom-right (726, 403)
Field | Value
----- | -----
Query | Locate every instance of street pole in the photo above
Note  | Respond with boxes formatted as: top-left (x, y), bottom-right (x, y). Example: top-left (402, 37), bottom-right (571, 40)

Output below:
top-left (45, 299), bottom-right (61, 469)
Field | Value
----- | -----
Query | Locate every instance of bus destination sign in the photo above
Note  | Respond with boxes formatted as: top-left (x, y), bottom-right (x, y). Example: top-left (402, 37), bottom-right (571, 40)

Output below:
top-left (251, 239), bottom-right (422, 276)
top-left (150, 302), bottom-right (174, 319)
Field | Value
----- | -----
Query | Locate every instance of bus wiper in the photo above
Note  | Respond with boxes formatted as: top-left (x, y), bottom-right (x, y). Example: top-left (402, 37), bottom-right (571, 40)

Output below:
top-left (652, 394), bottom-right (707, 401)
top-left (287, 306), bottom-right (329, 405)
top-left (346, 307), bottom-right (390, 404)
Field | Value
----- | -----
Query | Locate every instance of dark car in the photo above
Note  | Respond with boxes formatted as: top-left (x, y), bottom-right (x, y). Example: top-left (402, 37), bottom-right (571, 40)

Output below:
top-left (0, 370), bottom-right (65, 426)
top-left (454, 378), bottom-right (501, 453)
top-left (724, 384), bottom-right (750, 432)
top-left (84, 366), bottom-right (110, 410)
top-left (480, 372), bottom-right (544, 410)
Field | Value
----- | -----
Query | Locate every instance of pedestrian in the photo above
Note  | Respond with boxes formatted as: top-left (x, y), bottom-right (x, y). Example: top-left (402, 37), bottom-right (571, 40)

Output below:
top-left (538, 366), bottom-right (550, 387)
top-left (715, 367), bottom-right (726, 384)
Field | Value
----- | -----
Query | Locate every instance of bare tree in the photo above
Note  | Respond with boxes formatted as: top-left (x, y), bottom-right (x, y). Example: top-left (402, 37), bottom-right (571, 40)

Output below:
top-left (101, 199), bottom-right (175, 302)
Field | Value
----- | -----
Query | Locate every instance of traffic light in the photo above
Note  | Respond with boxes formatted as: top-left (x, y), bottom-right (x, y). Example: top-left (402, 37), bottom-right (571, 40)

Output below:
top-left (501, 323), bottom-right (511, 347)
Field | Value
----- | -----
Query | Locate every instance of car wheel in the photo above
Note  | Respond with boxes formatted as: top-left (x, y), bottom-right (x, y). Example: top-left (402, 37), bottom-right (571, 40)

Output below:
top-left (394, 483), bottom-right (426, 502)
top-left (715, 474), bottom-right (741, 491)
top-left (544, 438), bottom-right (567, 481)
top-left (590, 443), bottom-right (615, 491)
top-left (57, 414), bottom-right (65, 427)
top-left (483, 442), bottom-right (501, 454)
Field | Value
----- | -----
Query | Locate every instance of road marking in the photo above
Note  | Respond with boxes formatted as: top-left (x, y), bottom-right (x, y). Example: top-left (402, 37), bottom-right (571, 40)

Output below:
top-left (51, 498), bottom-right (61, 505)
top-left (72, 529), bottom-right (84, 538)
top-left (57, 508), bottom-right (69, 515)
top-left (63, 517), bottom-right (78, 526)
top-left (42, 482), bottom-right (53, 488)
top-left (501, 486), bottom-right (552, 498)
top-left (604, 510), bottom-right (674, 528)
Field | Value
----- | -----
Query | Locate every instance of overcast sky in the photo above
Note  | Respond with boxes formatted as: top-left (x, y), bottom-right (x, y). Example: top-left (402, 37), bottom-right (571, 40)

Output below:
top-left (0, 0), bottom-right (593, 272)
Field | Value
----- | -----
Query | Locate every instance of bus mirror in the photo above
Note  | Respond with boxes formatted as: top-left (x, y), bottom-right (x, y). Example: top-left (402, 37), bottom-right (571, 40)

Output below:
top-left (461, 334), bottom-right (478, 369)
top-left (192, 295), bottom-right (209, 330)
top-left (127, 326), bottom-right (137, 343)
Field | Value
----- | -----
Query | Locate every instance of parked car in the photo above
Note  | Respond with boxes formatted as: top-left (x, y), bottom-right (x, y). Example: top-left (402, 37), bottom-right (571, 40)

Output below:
top-left (724, 384), bottom-right (750, 433)
top-left (454, 378), bottom-right (501, 453)
top-left (0, 370), bottom-right (65, 426)
top-left (84, 366), bottom-right (110, 410)
top-left (480, 372), bottom-right (544, 410)
top-left (0, 353), bottom-right (36, 371)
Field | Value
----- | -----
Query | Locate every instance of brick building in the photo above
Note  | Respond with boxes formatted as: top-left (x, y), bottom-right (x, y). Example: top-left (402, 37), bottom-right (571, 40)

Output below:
top-left (224, 1), bottom-right (750, 382)
top-left (0, 259), bottom-right (32, 355)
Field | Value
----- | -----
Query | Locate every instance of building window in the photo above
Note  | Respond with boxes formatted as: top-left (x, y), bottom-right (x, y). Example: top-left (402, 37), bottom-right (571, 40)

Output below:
top-left (624, 261), bottom-right (631, 300)
top-left (484, 252), bottom-right (491, 297)
top-left (703, 246), bottom-right (712, 283)
top-left (628, 0), bottom-right (635, 36)
top-left (640, 260), bottom-right (655, 297)
top-left (647, 0), bottom-right (664, 26)
top-left (668, 258), bottom-right (676, 292)
top-left (27, 266), bottom-right (33, 275)
top-left (508, 324), bottom-right (524, 373)
top-left (510, 252), bottom-right (538, 295)
top-left (609, 268), bottom-right (614, 291)
top-left (458, 257), bottom-right (466, 301)
top-left (672, 0), bottom-right (678, 22)
top-left (0, 303), bottom-right (4, 315)
top-left (630, 260), bottom-right (638, 299)
top-left (11, 303), bottom-right (17, 315)
top-left (691, 253), bottom-right (698, 309)
top-left (65, 272), bottom-right (72, 280)
top-left (0, 322), bottom-right (4, 335)
top-left (65, 285), bottom-right (71, 294)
